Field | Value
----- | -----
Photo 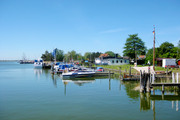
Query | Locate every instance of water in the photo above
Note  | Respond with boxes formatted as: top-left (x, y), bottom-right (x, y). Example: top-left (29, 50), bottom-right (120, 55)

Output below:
top-left (0, 62), bottom-right (179, 120)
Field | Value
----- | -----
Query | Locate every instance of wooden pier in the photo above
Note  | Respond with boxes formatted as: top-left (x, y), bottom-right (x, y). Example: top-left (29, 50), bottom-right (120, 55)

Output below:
top-left (94, 72), bottom-right (114, 76)
top-left (139, 71), bottom-right (180, 93)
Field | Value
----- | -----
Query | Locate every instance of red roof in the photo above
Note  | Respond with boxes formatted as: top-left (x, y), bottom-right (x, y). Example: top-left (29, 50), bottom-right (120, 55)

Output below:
top-left (99, 53), bottom-right (109, 58)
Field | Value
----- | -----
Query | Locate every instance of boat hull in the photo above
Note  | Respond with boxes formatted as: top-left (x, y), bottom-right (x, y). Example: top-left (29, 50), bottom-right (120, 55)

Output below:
top-left (61, 72), bottom-right (95, 78)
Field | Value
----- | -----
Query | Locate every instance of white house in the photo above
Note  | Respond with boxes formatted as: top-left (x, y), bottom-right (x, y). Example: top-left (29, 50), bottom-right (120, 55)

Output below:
top-left (95, 57), bottom-right (129, 65)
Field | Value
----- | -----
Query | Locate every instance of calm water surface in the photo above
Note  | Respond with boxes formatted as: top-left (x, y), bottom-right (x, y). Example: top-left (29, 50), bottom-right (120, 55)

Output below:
top-left (0, 62), bottom-right (179, 120)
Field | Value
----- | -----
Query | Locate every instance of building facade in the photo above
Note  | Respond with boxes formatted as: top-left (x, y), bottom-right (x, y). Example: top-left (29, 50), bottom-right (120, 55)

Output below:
top-left (95, 57), bottom-right (129, 65)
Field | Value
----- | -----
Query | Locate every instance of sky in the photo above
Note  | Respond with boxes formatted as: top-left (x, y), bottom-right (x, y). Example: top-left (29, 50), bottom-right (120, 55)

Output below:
top-left (0, 0), bottom-right (180, 60)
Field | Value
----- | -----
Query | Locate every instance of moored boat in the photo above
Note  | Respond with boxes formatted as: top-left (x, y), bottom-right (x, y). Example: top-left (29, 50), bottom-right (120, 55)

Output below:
top-left (34, 59), bottom-right (43, 68)
top-left (61, 71), bottom-right (95, 78)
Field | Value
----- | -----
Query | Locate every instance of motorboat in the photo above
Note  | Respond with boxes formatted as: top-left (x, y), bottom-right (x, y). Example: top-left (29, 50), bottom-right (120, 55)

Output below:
top-left (61, 71), bottom-right (95, 78)
top-left (34, 59), bottom-right (43, 68)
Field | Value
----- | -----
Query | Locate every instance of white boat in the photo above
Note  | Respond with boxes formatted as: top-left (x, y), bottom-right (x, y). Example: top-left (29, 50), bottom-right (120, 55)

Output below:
top-left (34, 59), bottom-right (43, 68)
top-left (61, 71), bottom-right (95, 78)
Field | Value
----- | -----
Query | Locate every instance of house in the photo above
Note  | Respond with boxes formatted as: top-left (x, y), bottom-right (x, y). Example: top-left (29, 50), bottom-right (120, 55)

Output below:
top-left (95, 56), bottom-right (129, 65)
top-left (138, 55), bottom-right (146, 60)
top-left (137, 55), bottom-right (146, 65)
top-left (156, 58), bottom-right (177, 67)
top-left (99, 53), bottom-right (109, 58)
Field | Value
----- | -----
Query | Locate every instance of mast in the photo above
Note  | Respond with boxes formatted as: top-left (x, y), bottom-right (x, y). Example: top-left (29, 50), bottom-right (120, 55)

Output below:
top-left (153, 26), bottom-right (155, 71)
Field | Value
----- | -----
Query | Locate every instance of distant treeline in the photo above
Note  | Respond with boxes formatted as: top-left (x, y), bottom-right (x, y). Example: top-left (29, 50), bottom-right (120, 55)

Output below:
top-left (41, 34), bottom-right (180, 65)
top-left (41, 49), bottom-right (120, 62)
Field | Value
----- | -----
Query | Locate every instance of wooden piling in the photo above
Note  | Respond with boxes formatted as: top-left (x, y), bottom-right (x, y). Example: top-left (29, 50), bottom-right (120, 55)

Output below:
top-left (129, 66), bottom-right (131, 76)
top-left (109, 70), bottom-right (111, 79)
top-left (172, 73), bottom-right (175, 83)
top-left (146, 73), bottom-right (151, 92)
top-left (162, 85), bottom-right (164, 94)
top-left (140, 70), bottom-right (144, 93)
top-left (152, 73), bottom-right (155, 84)
top-left (119, 67), bottom-right (121, 79)
top-left (166, 67), bottom-right (168, 75)
top-left (177, 73), bottom-right (179, 83)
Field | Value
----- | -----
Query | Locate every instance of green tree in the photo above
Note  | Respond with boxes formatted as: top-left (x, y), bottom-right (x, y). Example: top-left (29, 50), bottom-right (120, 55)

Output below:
top-left (56, 49), bottom-right (64, 61)
top-left (84, 52), bottom-right (91, 60)
top-left (158, 42), bottom-right (174, 58)
top-left (177, 40), bottom-right (180, 59)
top-left (123, 34), bottom-right (146, 62)
top-left (145, 48), bottom-right (158, 65)
top-left (41, 50), bottom-right (52, 61)
top-left (105, 51), bottom-right (115, 57)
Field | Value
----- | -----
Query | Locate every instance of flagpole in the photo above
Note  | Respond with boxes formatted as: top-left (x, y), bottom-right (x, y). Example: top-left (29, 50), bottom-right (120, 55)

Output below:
top-left (153, 26), bottom-right (155, 71)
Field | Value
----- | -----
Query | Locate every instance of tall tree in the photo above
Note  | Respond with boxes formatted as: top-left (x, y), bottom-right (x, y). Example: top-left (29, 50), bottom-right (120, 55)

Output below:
top-left (41, 50), bottom-right (52, 61)
top-left (105, 51), bottom-right (115, 57)
top-left (56, 49), bottom-right (64, 61)
top-left (84, 52), bottom-right (91, 60)
top-left (158, 42), bottom-right (174, 58)
top-left (123, 34), bottom-right (146, 62)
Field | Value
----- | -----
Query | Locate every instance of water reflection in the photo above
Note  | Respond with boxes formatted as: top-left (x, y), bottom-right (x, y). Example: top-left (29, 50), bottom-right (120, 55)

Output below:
top-left (34, 68), bottom-right (42, 79)
top-left (34, 68), bottom-right (59, 87)
top-left (62, 78), bottom-right (95, 96)
top-left (122, 81), bottom-right (140, 100)
top-left (62, 79), bottom-right (95, 86)
top-left (140, 92), bottom-right (179, 120)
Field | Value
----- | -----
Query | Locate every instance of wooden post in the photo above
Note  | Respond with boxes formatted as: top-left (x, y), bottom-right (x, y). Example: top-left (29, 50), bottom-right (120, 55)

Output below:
top-left (109, 70), bottom-right (111, 79)
top-left (146, 74), bottom-right (151, 92)
top-left (162, 84), bottom-right (164, 94)
top-left (177, 73), bottom-right (179, 83)
top-left (109, 79), bottom-right (111, 90)
top-left (172, 72), bottom-right (175, 83)
top-left (152, 73), bottom-right (155, 84)
top-left (166, 67), bottom-right (168, 75)
top-left (140, 70), bottom-right (144, 93)
top-left (129, 66), bottom-right (131, 77)
top-left (119, 67), bottom-right (121, 79)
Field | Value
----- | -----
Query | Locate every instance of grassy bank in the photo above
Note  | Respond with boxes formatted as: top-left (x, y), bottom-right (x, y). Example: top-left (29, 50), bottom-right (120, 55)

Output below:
top-left (95, 64), bottom-right (180, 73)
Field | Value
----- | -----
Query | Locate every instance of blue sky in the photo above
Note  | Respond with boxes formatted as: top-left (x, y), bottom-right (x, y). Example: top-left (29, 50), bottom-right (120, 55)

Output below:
top-left (0, 0), bottom-right (180, 60)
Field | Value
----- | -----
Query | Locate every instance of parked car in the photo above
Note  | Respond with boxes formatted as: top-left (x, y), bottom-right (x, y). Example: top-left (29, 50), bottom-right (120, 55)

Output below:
top-left (96, 67), bottom-right (104, 72)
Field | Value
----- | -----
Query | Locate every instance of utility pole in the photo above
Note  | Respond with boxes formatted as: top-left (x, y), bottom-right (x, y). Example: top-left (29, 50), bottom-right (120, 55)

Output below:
top-left (153, 26), bottom-right (155, 71)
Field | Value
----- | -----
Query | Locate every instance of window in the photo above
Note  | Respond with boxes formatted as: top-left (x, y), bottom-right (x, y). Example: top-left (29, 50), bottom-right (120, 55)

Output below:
top-left (124, 60), bottom-right (126, 63)
top-left (112, 60), bottom-right (114, 63)
top-left (120, 60), bottom-right (122, 63)
top-left (116, 60), bottom-right (118, 63)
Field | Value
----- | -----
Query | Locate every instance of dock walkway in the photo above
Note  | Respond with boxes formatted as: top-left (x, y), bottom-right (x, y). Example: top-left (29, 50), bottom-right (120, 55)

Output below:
top-left (133, 66), bottom-right (155, 74)
top-left (151, 83), bottom-right (180, 87)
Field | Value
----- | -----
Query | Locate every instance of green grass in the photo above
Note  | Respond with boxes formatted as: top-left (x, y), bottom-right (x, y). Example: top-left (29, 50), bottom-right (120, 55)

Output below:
top-left (94, 64), bottom-right (180, 73)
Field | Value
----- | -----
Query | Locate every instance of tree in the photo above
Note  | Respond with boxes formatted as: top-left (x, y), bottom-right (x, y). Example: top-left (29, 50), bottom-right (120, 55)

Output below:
top-left (145, 48), bottom-right (158, 65)
top-left (105, 51), bottom-right (115, 57)
top-left (158, 42), bottom-right (174, 58)
top-left (145, 41), bottom-right (180, 64)
top-left (56, 49), bottom-right (64, 61)
top-left (123, 34), bottom-right (146, 62)
top-left (84, 52), bottom-right (91, 60)
top-left (41, 50), bottom-right (52, 61)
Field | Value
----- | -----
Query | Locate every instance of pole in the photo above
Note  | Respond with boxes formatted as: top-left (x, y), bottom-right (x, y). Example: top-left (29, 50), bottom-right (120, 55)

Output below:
top-left (177, 73), bottom-right (179, 83)
top-left (153, 26), bottom-right (155, 71)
